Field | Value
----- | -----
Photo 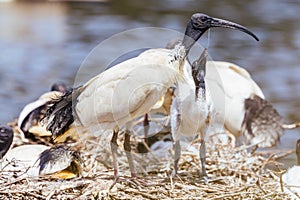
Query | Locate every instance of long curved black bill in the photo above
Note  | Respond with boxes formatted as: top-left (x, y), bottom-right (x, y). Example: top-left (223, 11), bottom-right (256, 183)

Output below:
top-left (210, 17), bottom-right (259, 41)
top-left (182, 13), bottom-right (259, 53)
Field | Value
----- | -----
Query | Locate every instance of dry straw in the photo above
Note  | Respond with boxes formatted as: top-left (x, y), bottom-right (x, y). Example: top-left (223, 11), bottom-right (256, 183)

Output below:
top-left (0, 120), bottom-right (297, 199)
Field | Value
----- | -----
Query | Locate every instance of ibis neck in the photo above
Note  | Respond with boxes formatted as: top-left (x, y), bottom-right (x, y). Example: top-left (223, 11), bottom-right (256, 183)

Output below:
top-left (297, 153), bottom-right (300, 166)
top-left (195, 79), bottom-right (206, 101)
top-left (182, 21), bottom-right (206, 54)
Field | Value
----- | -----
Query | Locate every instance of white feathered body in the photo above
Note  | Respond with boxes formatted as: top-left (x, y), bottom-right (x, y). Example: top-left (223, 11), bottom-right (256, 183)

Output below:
top-left (205, 61), bottom-right (264, 137)
top-left (0, 144), bottom-right (49, 178)
top-left (282, 166), bottom-right (300, 196)
top-left (171, 61), bottom-right (213, 141)
top-left (75, 47), bottom-right (186, 132)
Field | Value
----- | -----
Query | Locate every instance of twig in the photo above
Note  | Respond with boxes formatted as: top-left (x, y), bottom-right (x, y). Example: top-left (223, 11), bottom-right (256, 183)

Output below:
top-left (256, 178), bottom-right (267, 194)
top-left (211, 192), bottom-right (246, 199)
top-left (1, 177), bottom-right (27, 188)
top-left (269, 170), bottom-right (299, 199)
top-left (0, 190), bottom-right (46, 199)
top-left (119, 187), bottom-right (157, 200)
top-left (274, 150), bottom-right (294, 160)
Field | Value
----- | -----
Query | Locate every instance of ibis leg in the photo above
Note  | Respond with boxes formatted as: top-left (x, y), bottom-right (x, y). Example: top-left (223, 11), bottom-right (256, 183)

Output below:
top-left (143, 113), bottom-right (150, 145)
top-left (110, 130), bottom-right (119, 179)
top-left (124, 130), bottom-right (137, 177)
top-left (173, 140), bottom-right (181, 175)
top-left (199, 139), bottom-right (208, 181)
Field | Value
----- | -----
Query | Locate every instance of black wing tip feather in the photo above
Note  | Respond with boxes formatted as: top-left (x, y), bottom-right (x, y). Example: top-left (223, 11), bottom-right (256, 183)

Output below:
top-left (42, 87), bottom-right (82, 140)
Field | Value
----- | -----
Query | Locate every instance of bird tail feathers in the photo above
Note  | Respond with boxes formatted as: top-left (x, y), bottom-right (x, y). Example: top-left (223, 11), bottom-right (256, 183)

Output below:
top-left (42, 86), bottom-right (83, 140)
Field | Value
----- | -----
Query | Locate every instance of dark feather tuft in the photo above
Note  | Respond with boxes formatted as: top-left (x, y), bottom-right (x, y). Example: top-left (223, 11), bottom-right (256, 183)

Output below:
top-left (42, 86), bottom-right (83, 140)
top-left (241, 94), bottom-right (283, 147)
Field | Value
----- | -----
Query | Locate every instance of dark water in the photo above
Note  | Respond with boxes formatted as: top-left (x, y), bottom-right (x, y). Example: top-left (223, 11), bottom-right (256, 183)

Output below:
top-left (0, 0), bottom-right (299, 166)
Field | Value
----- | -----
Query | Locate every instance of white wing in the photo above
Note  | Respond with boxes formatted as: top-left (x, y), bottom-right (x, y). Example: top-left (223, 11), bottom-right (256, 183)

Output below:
top-left (75, 48), bottom-right (182, 129)
top-left (206, 61), bottom-right (264, 136)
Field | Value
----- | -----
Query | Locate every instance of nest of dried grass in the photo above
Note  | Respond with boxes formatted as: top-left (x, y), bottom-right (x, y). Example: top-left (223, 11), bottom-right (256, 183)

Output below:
top-left (0, 120), bottom-right (296, 200)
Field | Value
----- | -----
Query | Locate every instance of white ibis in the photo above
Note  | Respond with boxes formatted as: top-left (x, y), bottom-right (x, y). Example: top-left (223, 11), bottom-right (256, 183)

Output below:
top-left (282, 139), bottom-right (300, 196)
top-left (171, 49), bottom-right (213, 181)
top-left (0, 125), bottom-right (13, 158)
top-left (1, 144), bottom-right (82, 179)
top-left (44, 13), bottom-right (259, 185)
top-left (205, 61), bottom-right (265, 144)
top-left (163, 40), bottom-right (265, 142)
top-left (18, 82), bottom-right (67, 138)
top-left (205, 61), bottom-right (300, 147)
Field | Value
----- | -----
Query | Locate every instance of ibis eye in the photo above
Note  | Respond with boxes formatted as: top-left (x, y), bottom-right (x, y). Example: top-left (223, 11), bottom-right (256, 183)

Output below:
top-left (200, 16), bottom-right (208, 22)
top-left (192, 15), bottom-right (210, 29)
top-left (192, 20), bottom-right (203, 28)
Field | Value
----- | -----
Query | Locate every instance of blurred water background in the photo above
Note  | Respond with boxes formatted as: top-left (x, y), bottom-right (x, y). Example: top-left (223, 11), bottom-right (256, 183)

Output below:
top-left (0, 0), bottom-right (299, 167)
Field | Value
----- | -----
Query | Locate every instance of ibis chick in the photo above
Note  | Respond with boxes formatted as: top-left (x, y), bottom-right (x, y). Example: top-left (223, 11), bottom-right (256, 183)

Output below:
top-left (171, 49), bottom-right (213, 181)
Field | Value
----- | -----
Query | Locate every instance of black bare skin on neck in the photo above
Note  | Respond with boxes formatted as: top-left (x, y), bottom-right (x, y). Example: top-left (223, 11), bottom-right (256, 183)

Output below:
top-left (192, 49), bottom-right (207, 100)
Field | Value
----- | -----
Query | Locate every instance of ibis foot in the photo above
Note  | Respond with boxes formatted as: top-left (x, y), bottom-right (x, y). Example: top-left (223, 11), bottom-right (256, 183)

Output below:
top-left (127, 176), bottom-right (148, 187)
top-left (109, 175), bottom-right (148, 190)
top-left (109, 175), bottom-right (120, 190)
top-left (197, 170), bottom-right (209, 184)
top-left (200, 174), bottom-right (209, 185)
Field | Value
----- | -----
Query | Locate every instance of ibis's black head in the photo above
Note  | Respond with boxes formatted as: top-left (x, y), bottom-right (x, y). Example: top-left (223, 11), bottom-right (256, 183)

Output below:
top-left (182, 13), bottom-right (259, 52)
top-left (0, 125), bottom-right (13, 158)
top-left (51, 82), bottom-right (67, 93)
top-left (296, 139), bottom-right (300, 165)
